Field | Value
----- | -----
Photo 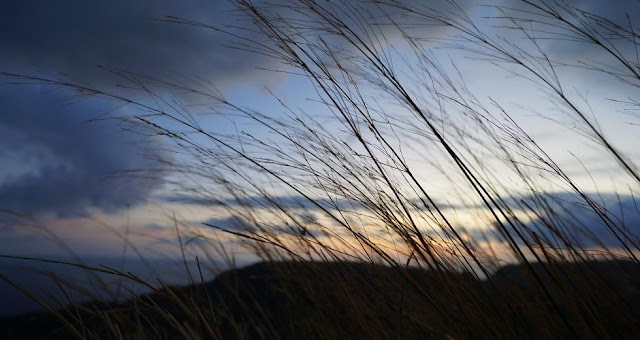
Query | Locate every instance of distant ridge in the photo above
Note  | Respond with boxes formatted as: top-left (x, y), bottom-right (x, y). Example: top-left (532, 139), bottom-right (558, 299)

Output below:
top-left (1, 260), bottom-right (639, 339)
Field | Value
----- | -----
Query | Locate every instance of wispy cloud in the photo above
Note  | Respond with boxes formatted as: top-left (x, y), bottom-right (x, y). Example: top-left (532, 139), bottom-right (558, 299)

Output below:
top-left (160, 193), bottom-right (365, 211)
top-left (479, 193), bottom-right (640, 249)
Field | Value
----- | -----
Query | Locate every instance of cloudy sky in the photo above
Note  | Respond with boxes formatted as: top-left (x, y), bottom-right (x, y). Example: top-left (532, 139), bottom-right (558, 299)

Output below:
top-left (0, 0), bottom-right (278, 257)
top-left (1, 0), bottom-right (639, 267)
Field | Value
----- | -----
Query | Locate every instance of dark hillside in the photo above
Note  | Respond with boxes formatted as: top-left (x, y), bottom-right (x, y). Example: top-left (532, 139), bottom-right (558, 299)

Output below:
top-left (1, 260), bottom-right (639, 339)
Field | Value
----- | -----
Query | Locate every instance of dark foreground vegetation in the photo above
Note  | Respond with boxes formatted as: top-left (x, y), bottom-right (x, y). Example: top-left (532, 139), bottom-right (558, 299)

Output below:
top-left (2, 259), bottom-right (640, 339)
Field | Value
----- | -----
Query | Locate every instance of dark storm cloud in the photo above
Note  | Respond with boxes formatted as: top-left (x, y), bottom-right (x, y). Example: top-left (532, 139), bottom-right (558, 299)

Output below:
top-left (1, 0), bottom-right (483, 84)
top-left (0, 226), bottom-right (15, 234)
top-left (0, 0), bottom-right (267, 85)
top-left (0, 86), bottom-right (166, 217)
top-left (0, 1), bottom-right (263, 218)
top-left (2, 0), bottom-right (624, 87)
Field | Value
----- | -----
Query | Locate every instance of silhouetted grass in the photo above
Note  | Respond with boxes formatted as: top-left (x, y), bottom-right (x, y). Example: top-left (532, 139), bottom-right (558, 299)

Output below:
top-left (2, 0), bottom-right (640, 338)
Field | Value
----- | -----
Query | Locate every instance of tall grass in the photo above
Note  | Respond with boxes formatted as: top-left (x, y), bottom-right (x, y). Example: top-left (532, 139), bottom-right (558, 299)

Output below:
top-left (2, 0), bottom-right (640, 338)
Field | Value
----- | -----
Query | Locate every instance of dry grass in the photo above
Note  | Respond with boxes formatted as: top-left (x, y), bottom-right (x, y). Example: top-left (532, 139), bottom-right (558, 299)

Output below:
top-left (2, 0), bottom-right (640, 338)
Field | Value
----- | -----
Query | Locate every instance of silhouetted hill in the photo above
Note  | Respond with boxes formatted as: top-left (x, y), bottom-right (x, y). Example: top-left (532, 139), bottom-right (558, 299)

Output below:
top-left (1, 260), bottom-right (640, 339)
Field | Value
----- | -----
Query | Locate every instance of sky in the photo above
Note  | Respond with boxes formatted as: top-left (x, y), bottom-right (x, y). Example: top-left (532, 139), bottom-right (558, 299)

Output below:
top-left (1, 0), bottom-right (640, 275)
